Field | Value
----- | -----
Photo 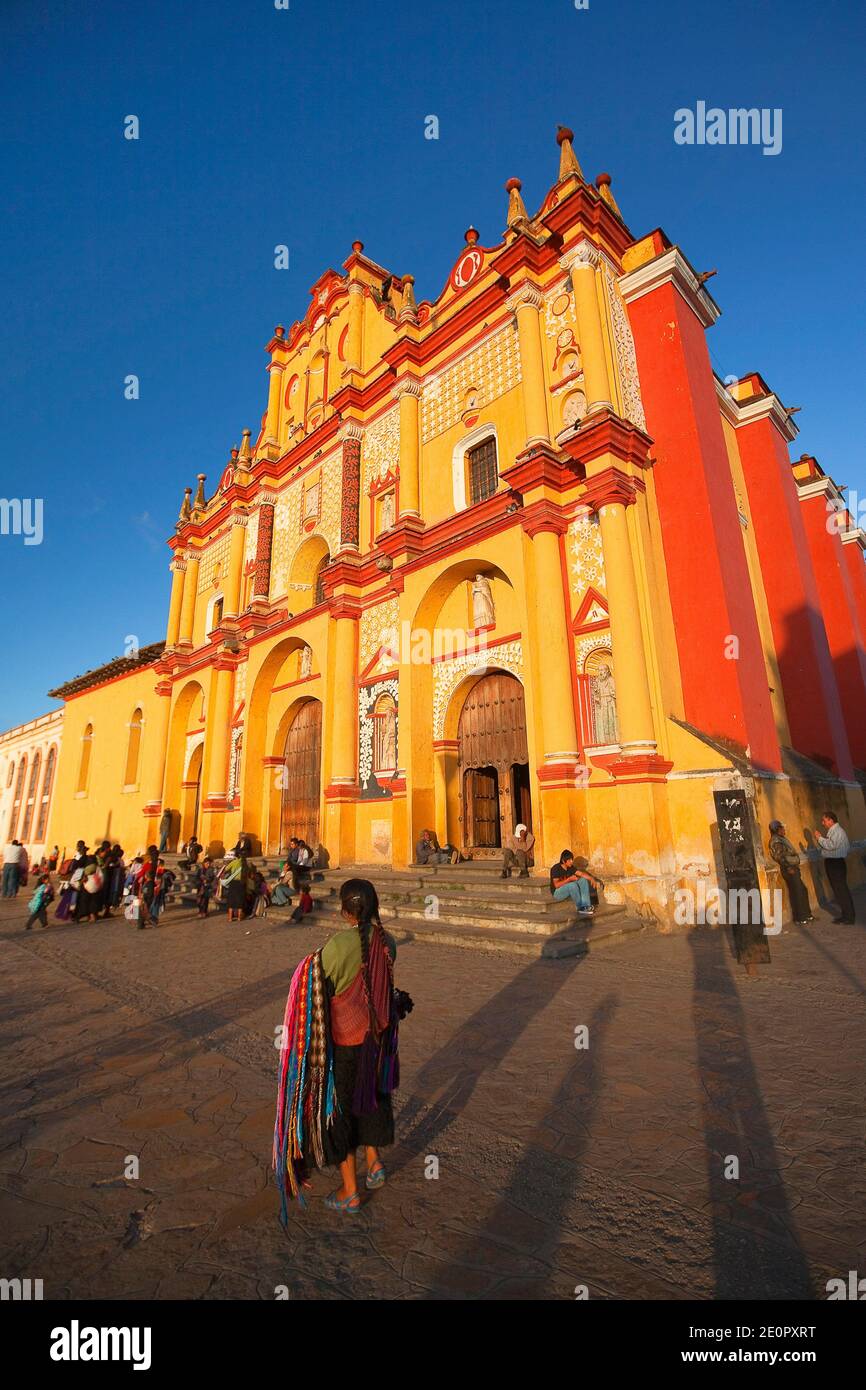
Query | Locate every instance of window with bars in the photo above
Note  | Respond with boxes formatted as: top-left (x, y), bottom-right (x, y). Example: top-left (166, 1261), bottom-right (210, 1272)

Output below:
top-left (467, 437), bottom-right (498, 506)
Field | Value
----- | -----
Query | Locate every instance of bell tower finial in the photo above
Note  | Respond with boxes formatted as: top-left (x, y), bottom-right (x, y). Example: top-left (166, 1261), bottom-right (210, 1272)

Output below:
top-left (595, 172), bottom-right (623, 219)
top-left (505, 177), bottom-right (529, 228)
top-left (556, 125), bottom-right (584, 181)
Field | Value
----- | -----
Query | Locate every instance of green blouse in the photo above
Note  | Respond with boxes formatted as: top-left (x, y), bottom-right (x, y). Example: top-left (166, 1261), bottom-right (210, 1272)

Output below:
top-left (321, 926), bottom-right (397, 995)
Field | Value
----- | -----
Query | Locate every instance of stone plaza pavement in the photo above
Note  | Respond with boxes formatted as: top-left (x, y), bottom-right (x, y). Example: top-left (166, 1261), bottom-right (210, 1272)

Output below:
top-left (0, 887), bottom-right (864, 1301)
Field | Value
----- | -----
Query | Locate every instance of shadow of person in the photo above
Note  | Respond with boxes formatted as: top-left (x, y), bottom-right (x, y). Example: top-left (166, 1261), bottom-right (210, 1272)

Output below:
top-left (393, 953), bottom-right (590, 1171)
top-left (688, 926), bottom-right (813, 1299)
top-left (421, 991), bottom-right (619, 1299)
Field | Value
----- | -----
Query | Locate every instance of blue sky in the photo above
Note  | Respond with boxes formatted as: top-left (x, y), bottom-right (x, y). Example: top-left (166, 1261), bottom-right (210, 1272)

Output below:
top-left (1, 0), bottom-right (864, 729)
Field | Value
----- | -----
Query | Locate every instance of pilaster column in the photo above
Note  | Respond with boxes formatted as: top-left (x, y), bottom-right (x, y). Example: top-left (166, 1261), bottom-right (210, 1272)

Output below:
top-left (253, 499), bottom-right (275, 599)
top-left (582, 469), bottom-right (656, 755)
top-left (506, 282), bottom-right (549, 448)
top-left (324, 601), bottom-right (360, 863)
top-left (561, 242), bottom-right (613, 414)
top-left (433, 739), bottom-right (459, 846)
top-left (223, 510), bottom-right (248, 621)
top-left (345, 280), bottom-right (365, 373)
top-left (205, 660), bottom-right (235, 802)
top-left (263, 325), bottom-right (287, 450)
top-left (177, 551), bottom-right (201, 647)
top-left (166, 556), bottom-right (186, 647)
top-left (142, 682), bottom-right (173, 816)
top-left (394, 377), bottom-right (422, 517)
top-left (338, 422), bottom-right (363, 549)
top-left (524, 515), bottom-right (580, 765)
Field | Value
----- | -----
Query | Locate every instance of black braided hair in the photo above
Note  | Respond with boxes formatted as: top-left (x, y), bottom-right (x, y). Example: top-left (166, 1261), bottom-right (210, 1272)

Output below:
top-left (340, 878), bottom-right (390, 1028)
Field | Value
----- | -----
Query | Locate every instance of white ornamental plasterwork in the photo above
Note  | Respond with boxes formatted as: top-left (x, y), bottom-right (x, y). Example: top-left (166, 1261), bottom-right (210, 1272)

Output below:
top-left (576, 634), bottom-right (612, 670)
top-left (318, 449), bottom-right (342, 554)
top-left (360, 597), bottom-right (400, 671)
top-left (544, 281), bottom-right (578, 340)
top-left (432, 641), bottom-right (523, 738)
top-left (197, 531), bottom-right (231, 594)
top-left (228, 726), bottom-right (243, 800)
top-left (421, 324), bottom-right (521, 444)
top-left (569, 512), bottom-right (606, 596)
top-left (603, 266), bottom-right (647, 432)
top-left (233, 661), bottom-right (247, 710)
top-left (358, 677), bottom-right (399, 792)
top-left (270, 488), bottom-right (300, 596)
top-left (243, 509), bottom-right (260, 568)
top-left (363, 406), bottom-right (400, 490)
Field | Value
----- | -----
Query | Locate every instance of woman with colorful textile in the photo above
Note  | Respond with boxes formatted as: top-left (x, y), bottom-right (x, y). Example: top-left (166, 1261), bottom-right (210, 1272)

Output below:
top-left (273, 878), bottom-right (406, 1217)
top-left (222, 852), bottom-right (249, 922)
top-left (135, 846), bottom-right (161, 930)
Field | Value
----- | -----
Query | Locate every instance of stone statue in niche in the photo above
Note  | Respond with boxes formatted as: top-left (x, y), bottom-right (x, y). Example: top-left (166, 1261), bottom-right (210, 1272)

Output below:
top-left (380, 490), bottom-right (395, 533)
top-left (471, 574), bottom-right (495, 629)
top-left (590, 660), bottom-right (618, 745)
top-left (380, 703), bottom-right (397, 771)
top-left (300, 644), bottom-right (312, 678)
top-left (562, 390), bottom-right (587, 429)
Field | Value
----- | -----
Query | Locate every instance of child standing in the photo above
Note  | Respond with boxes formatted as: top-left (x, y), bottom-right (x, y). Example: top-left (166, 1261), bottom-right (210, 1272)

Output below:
top-left (195, 858), bottom-right (216, 917)
top-left (25, 874), bottom-right (54, 931)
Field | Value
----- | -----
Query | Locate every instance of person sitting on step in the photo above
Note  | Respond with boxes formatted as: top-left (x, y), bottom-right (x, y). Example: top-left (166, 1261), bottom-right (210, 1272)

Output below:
top-left (549, 849), bottom-right (602, 917)
top-left (502, 823), bottom-right (535, 878)
top-left (415, 829), bottom-right (458, 866)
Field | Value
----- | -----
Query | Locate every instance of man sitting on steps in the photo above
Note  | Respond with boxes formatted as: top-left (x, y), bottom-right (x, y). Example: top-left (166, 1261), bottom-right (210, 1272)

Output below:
top-left (502, 823), bottom-right (535, 878)
top-left (549, 849), bottom-right (602, 917)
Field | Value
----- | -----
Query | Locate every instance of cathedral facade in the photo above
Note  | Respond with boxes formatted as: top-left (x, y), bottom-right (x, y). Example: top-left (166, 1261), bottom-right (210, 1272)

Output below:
top-left (42, 129), bottom-right (866, 923)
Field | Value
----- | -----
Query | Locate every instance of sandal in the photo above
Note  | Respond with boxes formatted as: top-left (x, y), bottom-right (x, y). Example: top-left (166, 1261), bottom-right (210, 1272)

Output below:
top-left (365, 1162), bottom-right (386, 1190)
top-left (324, 1190), bottom-right (361, 1213)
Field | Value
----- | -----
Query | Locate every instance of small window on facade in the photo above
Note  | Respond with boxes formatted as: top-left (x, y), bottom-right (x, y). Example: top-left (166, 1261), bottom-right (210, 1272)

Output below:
top-left (314, 553), bottom-right (330, 606)
top-left (9, 757), bottom-right (26, 837)
top-left (211, 597), bottom-right (224, 630)
top-left (467, 437), bottom-right (498, 506)
top-left (20, 752), bottom-right (41, 841)
top-left (77, 725), bottom-right (93, 794)
top-left (6, 761), bottom-right (14, 789)
top-left (125, 709), bottom-right (143, 786)
top-left (36, 746), bottom-right (56, 841)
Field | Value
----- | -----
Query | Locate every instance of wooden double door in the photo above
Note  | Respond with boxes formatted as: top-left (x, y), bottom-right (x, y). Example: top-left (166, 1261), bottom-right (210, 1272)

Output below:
top-left (457, 673), bottom-right (531, 852)
top-left (279, 699), bottom-right (322, 850)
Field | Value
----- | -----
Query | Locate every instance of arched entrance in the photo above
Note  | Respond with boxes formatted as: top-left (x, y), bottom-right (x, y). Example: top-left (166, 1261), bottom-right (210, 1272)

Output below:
top-left (457, 672), bottom-right (531, 853)
top-left (279, 699), bottom-right (322, 850)
top-left (181, 742), bottom-right (203, 845)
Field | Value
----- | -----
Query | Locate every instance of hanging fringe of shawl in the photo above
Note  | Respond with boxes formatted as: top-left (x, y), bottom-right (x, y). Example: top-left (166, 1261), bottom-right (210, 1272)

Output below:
top-left (352, 925), bottom-right (401, 1116)
top-left (272, 949), bottom-right (337, 1219)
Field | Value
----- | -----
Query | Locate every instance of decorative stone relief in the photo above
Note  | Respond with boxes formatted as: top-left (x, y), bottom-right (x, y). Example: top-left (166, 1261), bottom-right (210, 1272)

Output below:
top-left (197, 531), bottom-right (231, 594)
top-left (603, 266), bottom-right (647, 432)
top-left (421, 325), bottom-right (520, 444)
top-left (432, 640), bottom-right (523, 738)
top-left (360, 597), bottom-right (400, 671)
top-left (244, 510), bottom-right (259, 567)
top-left (358, 678), bottom-right (399, 797)
top-left (569, 512), bottom-right (606, 595)
top-left (363, 406), bottom-right (400, 489)
top-left (544, 283), bottom-right (578, 339)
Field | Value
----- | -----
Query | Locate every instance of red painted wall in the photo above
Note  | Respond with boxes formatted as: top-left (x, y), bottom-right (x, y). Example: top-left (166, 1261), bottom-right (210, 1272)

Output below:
top-left (626, 279), bottom-right (780, 770)
top-left (737, 421), bottom-right (853, 778)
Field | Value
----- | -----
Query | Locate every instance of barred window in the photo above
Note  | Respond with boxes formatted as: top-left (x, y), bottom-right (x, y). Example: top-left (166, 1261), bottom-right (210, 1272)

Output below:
top-left (467, 437), bottom-right (498, 505)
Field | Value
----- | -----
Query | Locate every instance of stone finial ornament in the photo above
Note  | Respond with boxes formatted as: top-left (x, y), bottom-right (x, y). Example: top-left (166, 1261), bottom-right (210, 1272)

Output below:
top-left (505, 177), bottom-right (529, 228)
top-left (557, 126), bottom-right (584, 181)
top-left (595, 172), bottom-right (623, 218)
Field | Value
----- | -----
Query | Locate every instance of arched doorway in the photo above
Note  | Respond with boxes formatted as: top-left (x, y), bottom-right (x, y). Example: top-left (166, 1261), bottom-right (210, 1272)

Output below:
top-left (457, 672), bottom-right (530, 853)
top-left (181, 742), bottom-right (203, 845)
top-left (279, 699), bottom-right (322, 850)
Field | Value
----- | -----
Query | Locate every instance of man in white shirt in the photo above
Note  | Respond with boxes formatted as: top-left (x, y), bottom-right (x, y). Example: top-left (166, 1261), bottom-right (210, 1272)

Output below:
top-left (2, 840), bottom-right (22, 898)
top-left (814, 812), bottom-right (855, 924)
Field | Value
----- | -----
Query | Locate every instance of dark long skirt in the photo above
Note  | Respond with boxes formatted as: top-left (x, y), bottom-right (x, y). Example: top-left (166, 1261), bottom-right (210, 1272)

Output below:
top-left (322, 1044), bottom-right (394, 1167)
top-left (225, 880), bottom-right (246, 911)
